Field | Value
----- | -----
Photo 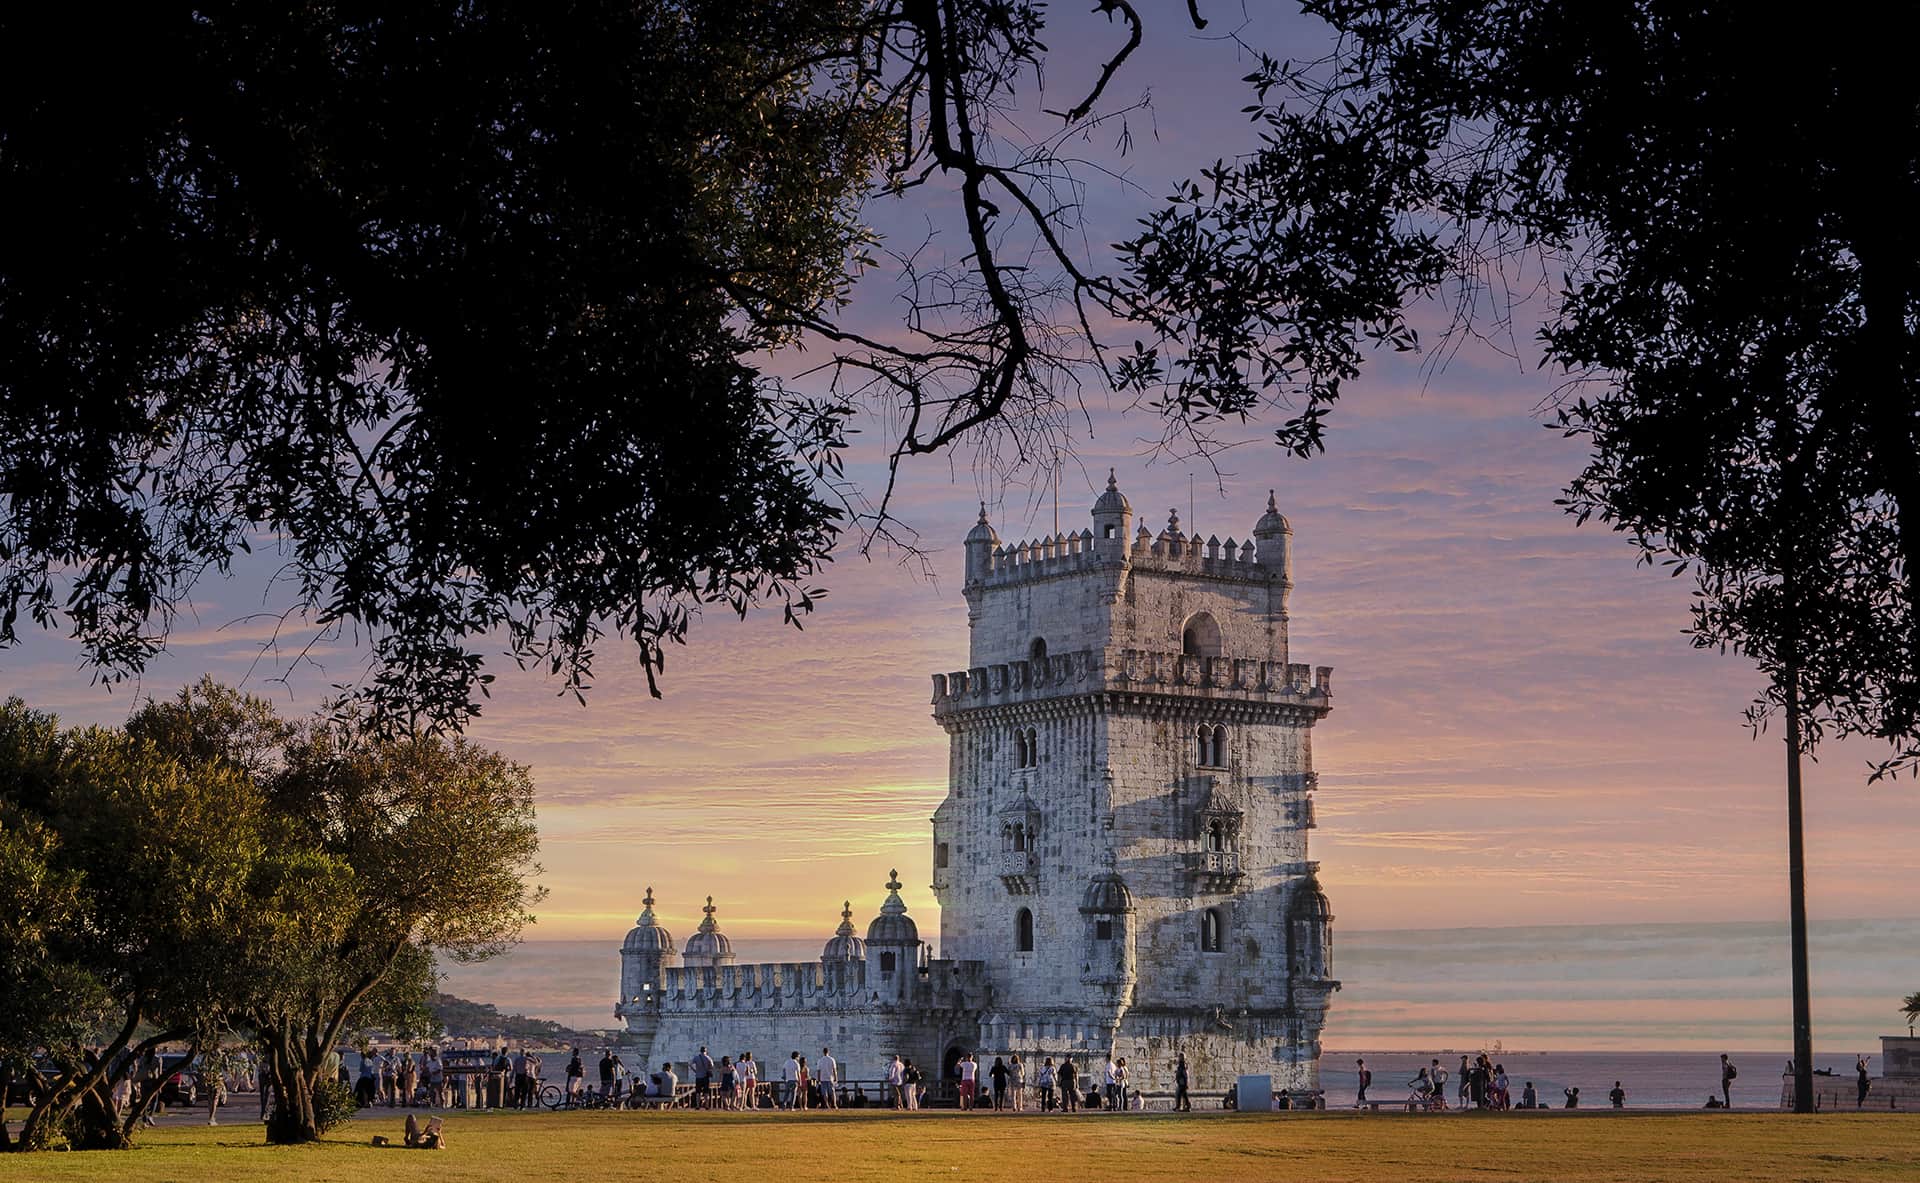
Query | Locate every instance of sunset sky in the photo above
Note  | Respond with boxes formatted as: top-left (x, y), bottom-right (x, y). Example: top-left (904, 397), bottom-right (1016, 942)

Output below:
top-left (4, 5), bottom-right (1914, 955)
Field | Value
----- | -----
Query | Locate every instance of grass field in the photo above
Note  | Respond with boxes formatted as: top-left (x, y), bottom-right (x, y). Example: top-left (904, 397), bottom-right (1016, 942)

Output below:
top-left (2, 1109), bottom-right (1916, 1182)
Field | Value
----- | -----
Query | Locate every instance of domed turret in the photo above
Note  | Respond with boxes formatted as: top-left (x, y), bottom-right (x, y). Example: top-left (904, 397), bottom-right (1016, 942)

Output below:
top-left (1091, 469), bottom-right (1134, 559)
top-left (622, 886), bottom-right (675, 953)
top-left (616, 887), bottom-right (679, 1035)
top-left (1287, 873), bottom-right (1335, 983)
top-left (1254, 489), bottom-right (1293, 581)
top-left (821, 900), bottom-right (866, 963)
top-left (1078, 856), bottom-right (1137, 1037)
top-left (864, 869), bottom-right (923, 1001)
top-left (865, 869), bottom-right (920, 946)
top-left (681, 896), bottom-right (736, 968)
top-left (964, 503), bottom-right (1001, 583)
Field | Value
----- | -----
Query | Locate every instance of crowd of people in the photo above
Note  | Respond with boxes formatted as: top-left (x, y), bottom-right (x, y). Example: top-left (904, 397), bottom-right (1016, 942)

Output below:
top-left (1346, 1051), bottom-right (1862, 1112)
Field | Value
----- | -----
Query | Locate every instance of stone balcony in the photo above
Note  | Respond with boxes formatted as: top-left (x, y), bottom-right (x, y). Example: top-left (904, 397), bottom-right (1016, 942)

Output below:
top-left (1187, 848), bottom-right (1245, 893)
top-left (999, 848), bottom-right (1038, 894)
top-left (930, 648), bottom-right (1333, 721)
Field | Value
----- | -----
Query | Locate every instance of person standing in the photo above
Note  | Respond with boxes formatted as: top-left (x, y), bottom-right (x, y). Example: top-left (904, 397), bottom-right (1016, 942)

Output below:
top-left (1008, 1054), bottom-right (1026, 1112)
top-left (1174, 1055), bottom-right (1191, 1112)
top-left (1354, 1057), bottom-right (1369, 1106)
top-left (988, 1056), bottom-right (1009, 1111)
top-left (902, 1059), bottom-right (922, 1110)
top-left (1609, 1081), bottom-right (1626, 1109)
top-left (1458, 1055), bottom-right (1471, 1110)
top-left (1115, 1058), bottom-right (1131, 1111)
top-left (885, 1055), bottom-right (905, 1109)
top-left (958, 1053), bottom-right (978, 1110)
top-left (203, 1054), bottom-right (228, 1126)
top-left (781, 1051), bottom-right (800, 1109)
top-left (1057, 1057), bottom-right (1079, 1112)
top-left (1037, 1057), bottom-right (1057, 1112)
top-left (818, 1047), bottom-right (839, 1109)
top-left (739, 1052), bottom-right (758, 1110)
top-left (563, 1047), bottom-right (583, 1104)
top-left (795, 1056), bottom-right (811, 1111)
top-left (1430, 1059), bottom-right (1449, 1110)
top-left (1102, 1055), bottom-right (1119, 1111)
top-left (1857, 1055), bottom-right (1872, 1108)
top-left (1719, 1054), bottom-right (1737, 1108)
top-left (1520, 1080), bottom-right (1537, 1109)
top-left (691, 1046), bottom-right (714, 1109)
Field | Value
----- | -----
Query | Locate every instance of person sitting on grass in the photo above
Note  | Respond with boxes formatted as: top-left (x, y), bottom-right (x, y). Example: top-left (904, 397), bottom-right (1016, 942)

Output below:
top-left (403, 1113), bottom-right (446, 1149)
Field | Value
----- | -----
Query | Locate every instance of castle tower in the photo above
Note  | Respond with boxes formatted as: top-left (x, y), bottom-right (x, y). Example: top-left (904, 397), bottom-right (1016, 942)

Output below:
top-left (615, 887), bottom-right (679, 1036)
top-left (928, 476), bottom-right (1337, 1092)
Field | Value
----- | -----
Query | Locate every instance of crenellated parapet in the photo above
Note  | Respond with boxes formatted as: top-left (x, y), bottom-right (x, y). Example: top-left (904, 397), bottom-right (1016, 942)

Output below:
top-left (930, 647), bottom-right (1331, 720)
top-left (654, 957), bottom-right (988, 1016)
top-left (974, 525), bottom-right (1280, 587)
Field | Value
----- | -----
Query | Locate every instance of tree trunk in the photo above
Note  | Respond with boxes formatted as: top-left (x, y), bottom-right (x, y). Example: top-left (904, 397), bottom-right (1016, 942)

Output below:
top-left (1785, 650), bottom-right (1815, 1114)
top-left (262, 1033), bottom-right (322, 1145)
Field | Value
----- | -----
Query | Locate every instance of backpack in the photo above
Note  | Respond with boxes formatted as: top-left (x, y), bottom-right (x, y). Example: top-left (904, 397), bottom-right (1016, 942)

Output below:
top-left (1726, 1064), bottom-right (1737, 1079)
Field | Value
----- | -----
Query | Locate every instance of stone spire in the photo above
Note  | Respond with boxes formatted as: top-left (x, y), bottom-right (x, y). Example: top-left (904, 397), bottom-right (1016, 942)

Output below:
top-left (637, 885), bottom-right (658, 928)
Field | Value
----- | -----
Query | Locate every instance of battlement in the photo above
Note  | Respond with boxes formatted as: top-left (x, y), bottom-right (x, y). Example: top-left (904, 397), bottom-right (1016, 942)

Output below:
top-left (975, 526), bottom-right (1277, 588)
top-left (930, 647), bottom-right (1332, 716)
top-left (652, 958), bottom-right (989, 1016)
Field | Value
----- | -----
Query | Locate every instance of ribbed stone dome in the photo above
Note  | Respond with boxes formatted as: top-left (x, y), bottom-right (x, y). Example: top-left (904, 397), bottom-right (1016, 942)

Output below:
top-left (682, 896), bottom-right (733, 960)
top-left (622, 887), bottom-right (674, 953)
top-left (865, 869), bottom-right (920, 945)
top-left (821, 900), bottom-right (867, 962)
top-left (1079, 870), bottom-right (1135, 915)
top-left (965, 503), bottom-right (1000, 545)
top-left (1254, 489), bottom-right (1292, 536)
top-left (1092, 468), bottom-right (1131, 516)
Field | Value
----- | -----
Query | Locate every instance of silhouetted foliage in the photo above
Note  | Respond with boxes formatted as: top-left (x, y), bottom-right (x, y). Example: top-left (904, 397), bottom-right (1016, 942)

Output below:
top-left (0, 1), bottom-right (1266, 730)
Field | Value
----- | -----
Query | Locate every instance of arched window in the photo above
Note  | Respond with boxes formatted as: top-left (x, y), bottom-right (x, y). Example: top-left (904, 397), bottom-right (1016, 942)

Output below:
top-left (1200, 908), bottom-right (1224, 953)
top-left (880, 951), bottom-right (897, 973)
top-left (1103, 523), bottom-right (1117, 539)
top-left (1197, 724), bottom-right (1227, 768)
top-left (1207, 819), bottom-right (1226, 853)
top-left (1012, 823), bottom-right (1026, 852)
top-left (1015, 908), bottom-right (1034, 952)
top-left (1029, 637), bottom-right (1048, 669)
top-left (1181, 611), bottom-right (1222, 658)
top-left (1094, 918), bottom-right (1113, 941)
top-left (1020, 727), bottom-right (1038, 768)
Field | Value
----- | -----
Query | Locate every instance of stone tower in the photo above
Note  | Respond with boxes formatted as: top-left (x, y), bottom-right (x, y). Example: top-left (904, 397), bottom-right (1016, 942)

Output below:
top-left (928, 474), bottom-right (1338, 1093)
top-left (615, 887), bottom-right (679, 1037)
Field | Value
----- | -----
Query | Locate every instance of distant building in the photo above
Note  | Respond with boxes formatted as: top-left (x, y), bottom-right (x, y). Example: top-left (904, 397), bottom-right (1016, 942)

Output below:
top-left (616, 474), bottom-right (1338, 1096)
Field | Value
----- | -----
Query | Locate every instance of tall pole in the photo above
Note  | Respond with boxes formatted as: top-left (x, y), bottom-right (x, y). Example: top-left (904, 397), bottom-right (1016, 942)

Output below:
top-left (1785, 646), bottom-right (1814, 1113)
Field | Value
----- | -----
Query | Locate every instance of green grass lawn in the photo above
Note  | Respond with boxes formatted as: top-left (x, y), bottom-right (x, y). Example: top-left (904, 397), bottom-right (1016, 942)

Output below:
top-left (3, 1109), bottom-right (1916, 1182)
